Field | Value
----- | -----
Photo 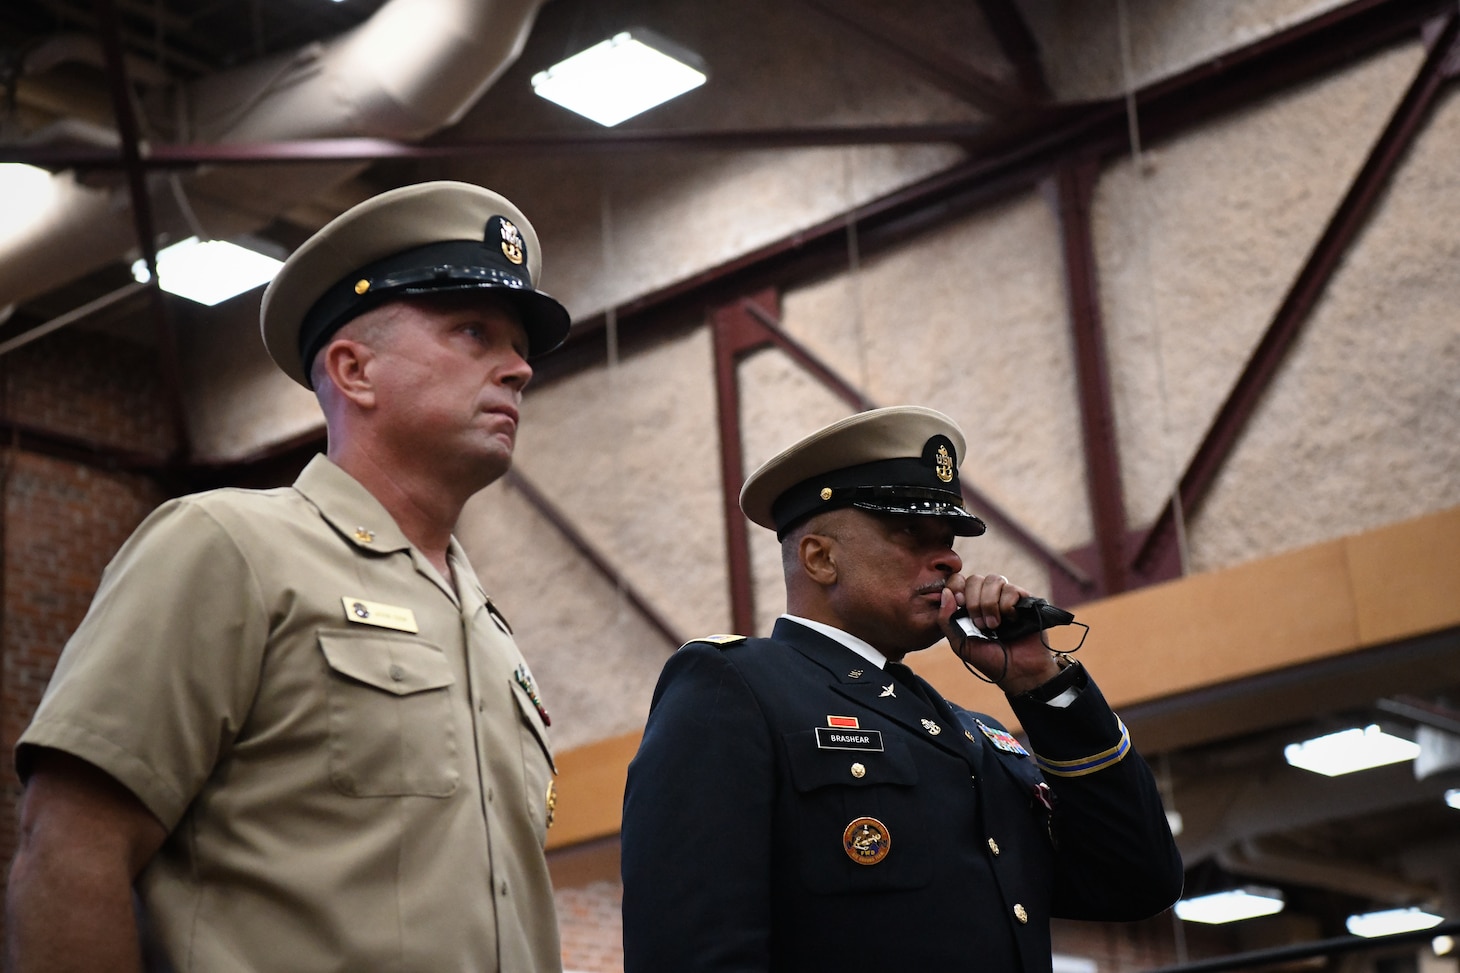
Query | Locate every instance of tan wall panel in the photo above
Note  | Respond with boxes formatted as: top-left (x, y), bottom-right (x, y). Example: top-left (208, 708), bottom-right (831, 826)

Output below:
top-left (1347, 507), bottom-right (1460, 646)
top-left (548, 732), bottom-right (640, 850)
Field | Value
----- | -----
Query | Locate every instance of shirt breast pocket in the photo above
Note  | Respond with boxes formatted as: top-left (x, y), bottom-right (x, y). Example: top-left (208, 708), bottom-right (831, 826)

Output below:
top-left (783, 730), bottom-right (931, 893)
top-left (318, 631), bottom-right (460, 798)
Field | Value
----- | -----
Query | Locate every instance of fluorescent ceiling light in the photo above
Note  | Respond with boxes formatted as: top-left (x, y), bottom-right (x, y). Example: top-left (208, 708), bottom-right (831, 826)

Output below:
top-left (1346, 907), bottom-right (1444, 938)
top-left (1175, 887), bottom-right (1285, 924)
top-left (531, 29), bottom-right (706, 127)
top-left (1283, 724), bottom-right (1420, 777)
top-left (132, 237), bottom-right (283, 306)
top-left (1445, 788), bottom-right (1460, 810)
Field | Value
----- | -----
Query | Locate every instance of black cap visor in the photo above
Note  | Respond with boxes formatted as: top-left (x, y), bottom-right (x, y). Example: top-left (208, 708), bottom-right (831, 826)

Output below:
top-left (771, 454), bottom-right (987, 540)
top-left (298, 240), bottom-right (571, 388)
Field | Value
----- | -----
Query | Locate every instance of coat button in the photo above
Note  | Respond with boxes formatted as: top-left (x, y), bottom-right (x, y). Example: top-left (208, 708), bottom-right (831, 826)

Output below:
top-left (1014, 903), bottom-right (1028, 923)
top-left (388, 664), bottom-right (405, 682)
top-left (987, 837), bottom-right (1000, 856)
top-left (850, 762), bottom-right (866, 778)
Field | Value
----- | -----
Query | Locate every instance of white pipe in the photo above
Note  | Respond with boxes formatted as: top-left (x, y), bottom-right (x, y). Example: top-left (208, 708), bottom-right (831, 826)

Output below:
top-left (0, 0), bottom-right (547, 310)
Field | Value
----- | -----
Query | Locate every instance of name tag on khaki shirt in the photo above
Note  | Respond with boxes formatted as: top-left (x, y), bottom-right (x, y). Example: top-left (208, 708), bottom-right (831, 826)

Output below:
top-left (341, 597), bottom-right (419, 633)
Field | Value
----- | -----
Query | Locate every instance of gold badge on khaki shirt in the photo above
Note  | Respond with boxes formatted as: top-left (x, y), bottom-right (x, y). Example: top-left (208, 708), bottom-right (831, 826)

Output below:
top-left (341, 597), bottom-right (419, 634)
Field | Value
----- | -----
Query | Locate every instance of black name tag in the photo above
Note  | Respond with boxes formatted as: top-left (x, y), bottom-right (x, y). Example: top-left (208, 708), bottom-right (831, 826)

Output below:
top-left (815, 727), bottom-right (885, 752)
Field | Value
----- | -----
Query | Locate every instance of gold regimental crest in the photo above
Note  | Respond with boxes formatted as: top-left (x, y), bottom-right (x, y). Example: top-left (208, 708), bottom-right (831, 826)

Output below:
top-left (843, 816), bottom-right (890, 865)
top-left (499, 218), bottom-right (525, 265)
top-left (935, 444), bottom-right (954, 483)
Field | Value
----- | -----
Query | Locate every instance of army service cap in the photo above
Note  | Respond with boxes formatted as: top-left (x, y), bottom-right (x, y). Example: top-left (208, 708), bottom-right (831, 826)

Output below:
top-left (739, 406), bottom-right (987, 540)
top-left (261, 181), bottom-right (571, 388)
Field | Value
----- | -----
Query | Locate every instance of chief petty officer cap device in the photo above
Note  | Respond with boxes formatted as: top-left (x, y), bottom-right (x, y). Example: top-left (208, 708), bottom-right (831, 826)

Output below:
top-left (739, 405), bottom-right (987, 541)
top-left (260, 180), bottom-right (572, 389)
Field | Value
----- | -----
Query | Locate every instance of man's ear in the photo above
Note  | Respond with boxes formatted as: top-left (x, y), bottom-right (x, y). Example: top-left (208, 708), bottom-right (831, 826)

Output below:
top-left (798, 532), bottom-right (838, 586)
top-left (320, 339), bottom-right (376, 408)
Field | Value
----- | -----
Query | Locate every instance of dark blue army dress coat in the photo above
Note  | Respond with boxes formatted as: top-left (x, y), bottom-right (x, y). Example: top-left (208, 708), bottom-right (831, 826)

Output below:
top-left (621, 617), bottom-right (1183, 973)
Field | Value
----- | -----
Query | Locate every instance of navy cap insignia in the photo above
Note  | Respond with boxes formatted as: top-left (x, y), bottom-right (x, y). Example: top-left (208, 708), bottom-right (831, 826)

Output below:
top-left (935, 443), bottom-right (954, 483)
top-left (497, 216), bottom-right (525, 265)
top-left (843, 816), bottom-right (890, 865)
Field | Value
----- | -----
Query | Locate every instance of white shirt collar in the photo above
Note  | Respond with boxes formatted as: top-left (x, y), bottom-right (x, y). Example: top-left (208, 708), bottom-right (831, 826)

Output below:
top-left (780, 614), bottom-right (889, 670)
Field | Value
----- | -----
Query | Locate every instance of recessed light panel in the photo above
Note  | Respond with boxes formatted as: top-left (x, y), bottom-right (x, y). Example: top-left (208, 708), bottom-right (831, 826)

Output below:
top-left (1283, 724), bottom-right (1420, 777)
top-left (1175, 888), bottom-right (1285, 924)
top-left (1346, 907), bottom-right (1444, 938)
top-left (531, 29), bottom-right (706, 127)
top-left (132, 237), bottom-right (284, 306)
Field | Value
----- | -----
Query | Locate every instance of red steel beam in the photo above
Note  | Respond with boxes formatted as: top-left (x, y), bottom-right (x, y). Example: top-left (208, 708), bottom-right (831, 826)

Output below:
top-left (93, 0), bottom-right (190, 463)
top-left (975, 0), bottom-right (1053, 103)
top-left (1132, 8), bottom-right (1460, 575)
top-left (1057, 157), bottom-right (1128, 597)
top-left (709, 291), bottom-right (780, 636)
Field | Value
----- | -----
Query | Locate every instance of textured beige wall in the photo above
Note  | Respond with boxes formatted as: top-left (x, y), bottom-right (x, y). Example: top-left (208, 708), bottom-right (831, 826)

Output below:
top-left (457, 326), bottom-right (726, 747)
top-left (175, 291), bottom-right (322, 461)
top-left (765, 189), bottom-right (1082, 603)
top-left (1188, 81), bottom-right (1460, 571)
top-left (1093, 42), bottom-right (1443, 570)
top-left (1024, 0), bottom-right (1352, 101)
top-left (459, 478), bottom-right (670, 752)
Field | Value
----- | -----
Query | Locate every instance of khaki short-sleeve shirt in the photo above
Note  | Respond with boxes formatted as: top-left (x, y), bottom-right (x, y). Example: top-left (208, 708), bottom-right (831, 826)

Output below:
top-left (18, 455), bottom-right (561, 972)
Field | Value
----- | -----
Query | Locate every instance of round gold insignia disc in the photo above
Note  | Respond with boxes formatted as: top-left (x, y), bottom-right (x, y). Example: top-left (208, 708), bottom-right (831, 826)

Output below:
top-left (843, 816), bottom-right (890, 865)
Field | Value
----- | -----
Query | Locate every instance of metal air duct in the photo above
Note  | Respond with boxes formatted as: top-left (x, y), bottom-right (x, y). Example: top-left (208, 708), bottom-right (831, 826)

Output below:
top-left (0, 0), bottom-right (548, 310)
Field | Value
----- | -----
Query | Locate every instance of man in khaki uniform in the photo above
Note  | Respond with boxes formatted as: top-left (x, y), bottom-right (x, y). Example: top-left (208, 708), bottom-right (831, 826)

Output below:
top-left (7, 182), bottom-right (569, 972)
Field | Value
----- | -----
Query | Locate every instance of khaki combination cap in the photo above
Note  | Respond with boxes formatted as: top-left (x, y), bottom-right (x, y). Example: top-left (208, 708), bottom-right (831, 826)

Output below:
top-left (260, 180), bottom-right (571, 388)
top-left (739, 405), bottom-right (987, 540)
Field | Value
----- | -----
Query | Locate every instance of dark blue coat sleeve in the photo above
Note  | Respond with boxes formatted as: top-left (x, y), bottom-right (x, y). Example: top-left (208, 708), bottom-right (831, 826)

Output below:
top-left (621, 642), bottom-right (774, 972)
top-left (1008, 669), bottom-right (1185, 920)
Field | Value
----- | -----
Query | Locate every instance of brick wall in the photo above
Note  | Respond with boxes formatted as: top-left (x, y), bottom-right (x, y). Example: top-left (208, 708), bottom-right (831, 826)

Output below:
top-left (0, 329), bottom-right (173, 935)
top-left (556, 879), bottom-right (625, 973)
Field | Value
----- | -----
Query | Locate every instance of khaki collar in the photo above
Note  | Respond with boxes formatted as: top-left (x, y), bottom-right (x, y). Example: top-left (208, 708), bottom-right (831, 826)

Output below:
top-left (294, 454), bottom-right (414, 554)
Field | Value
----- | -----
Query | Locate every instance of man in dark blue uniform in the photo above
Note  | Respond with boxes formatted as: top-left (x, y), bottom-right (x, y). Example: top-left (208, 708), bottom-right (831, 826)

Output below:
top-left (621, 406), bottom-right (1183, 972)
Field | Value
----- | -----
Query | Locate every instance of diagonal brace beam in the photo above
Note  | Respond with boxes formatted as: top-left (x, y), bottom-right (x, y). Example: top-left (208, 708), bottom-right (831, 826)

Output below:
top-left (1132, 9), bottom-right (1460, 575)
